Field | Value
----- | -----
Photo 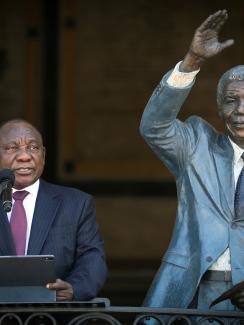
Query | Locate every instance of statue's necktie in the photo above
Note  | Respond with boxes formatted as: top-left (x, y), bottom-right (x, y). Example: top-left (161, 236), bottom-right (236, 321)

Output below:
top-left (234, 154), bottom-right (244, 221)
top-left (10, 190), bottom-right (29, 255)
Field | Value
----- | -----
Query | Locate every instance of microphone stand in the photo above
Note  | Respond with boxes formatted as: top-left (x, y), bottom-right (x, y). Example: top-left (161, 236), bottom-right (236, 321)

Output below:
top-left (0, 180), bottom-right (12, 212)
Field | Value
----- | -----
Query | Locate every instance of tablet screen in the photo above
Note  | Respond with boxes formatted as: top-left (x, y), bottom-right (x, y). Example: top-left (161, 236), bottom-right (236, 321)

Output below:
top-left (0, 255), bottom-right (56, 286)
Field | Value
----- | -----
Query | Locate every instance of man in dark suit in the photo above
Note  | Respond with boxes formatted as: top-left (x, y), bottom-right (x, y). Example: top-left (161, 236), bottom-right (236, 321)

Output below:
top-left (140, 8), bottom-right (244, 318)
top-left (0, 118), bottom-right (107, 301)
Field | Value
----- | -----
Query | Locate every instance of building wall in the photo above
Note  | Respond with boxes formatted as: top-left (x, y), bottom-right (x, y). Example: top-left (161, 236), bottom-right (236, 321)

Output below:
top-left (0, 0), bottom-right (243, 305)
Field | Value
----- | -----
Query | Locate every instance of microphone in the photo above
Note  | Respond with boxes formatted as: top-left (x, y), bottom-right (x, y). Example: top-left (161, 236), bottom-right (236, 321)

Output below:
top-left (0, 169), bottom-right (15, 212)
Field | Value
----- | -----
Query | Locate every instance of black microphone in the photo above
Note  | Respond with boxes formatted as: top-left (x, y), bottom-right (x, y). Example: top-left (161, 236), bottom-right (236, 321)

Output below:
top-left (0, 169), bottom-right (15, 212)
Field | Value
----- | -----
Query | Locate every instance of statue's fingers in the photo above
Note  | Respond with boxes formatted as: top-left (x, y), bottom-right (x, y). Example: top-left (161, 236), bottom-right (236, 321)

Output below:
top-left (198, 10), bottom-right (227, 33)
top-left (220, 39), bottom-right (235, 50)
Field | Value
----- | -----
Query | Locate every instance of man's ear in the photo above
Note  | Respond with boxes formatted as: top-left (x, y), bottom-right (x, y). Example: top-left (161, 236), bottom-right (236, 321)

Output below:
top-left (42, 146), bottom-right (46, 162)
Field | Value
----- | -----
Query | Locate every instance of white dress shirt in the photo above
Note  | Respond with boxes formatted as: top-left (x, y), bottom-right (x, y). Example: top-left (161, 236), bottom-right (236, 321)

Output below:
top-left (166, 62), bottom-right (244, 271)
top-left (8, 179), bottom-right (40, 254)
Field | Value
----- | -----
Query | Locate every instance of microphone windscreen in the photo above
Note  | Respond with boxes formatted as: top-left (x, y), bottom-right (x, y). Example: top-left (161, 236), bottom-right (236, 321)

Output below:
top-left (0, 169), bottom-right (15, 186)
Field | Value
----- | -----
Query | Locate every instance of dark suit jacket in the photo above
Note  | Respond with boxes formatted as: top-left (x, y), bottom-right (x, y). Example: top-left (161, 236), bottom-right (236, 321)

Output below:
top-left (0, 179), bottom-right (107, 300)
top-left (140, 70), bottom-right (244, 309)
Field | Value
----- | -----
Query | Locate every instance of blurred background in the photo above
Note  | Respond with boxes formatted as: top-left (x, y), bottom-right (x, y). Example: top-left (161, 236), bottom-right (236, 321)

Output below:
top-left (0, 0), bottom-right (243, 306)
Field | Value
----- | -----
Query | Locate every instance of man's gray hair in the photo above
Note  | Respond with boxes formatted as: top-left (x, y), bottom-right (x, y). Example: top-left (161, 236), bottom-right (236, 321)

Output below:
top-left (217, 65), bottom-right (244, 108)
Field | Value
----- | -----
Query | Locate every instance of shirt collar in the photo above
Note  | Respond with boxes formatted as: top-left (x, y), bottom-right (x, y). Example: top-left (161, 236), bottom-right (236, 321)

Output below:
top-left (229, 136), bottom-right (244, 165)
top-left (12, 179), bottom-right (40, 196)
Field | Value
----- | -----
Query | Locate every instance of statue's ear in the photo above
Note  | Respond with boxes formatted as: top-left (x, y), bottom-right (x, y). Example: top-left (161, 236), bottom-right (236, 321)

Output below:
top-left (218, 108), bottom-right (223, 120)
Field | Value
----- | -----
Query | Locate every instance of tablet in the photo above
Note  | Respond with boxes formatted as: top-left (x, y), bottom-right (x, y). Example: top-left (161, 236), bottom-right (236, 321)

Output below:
top-left (0, 255), bottom-right (56, 286)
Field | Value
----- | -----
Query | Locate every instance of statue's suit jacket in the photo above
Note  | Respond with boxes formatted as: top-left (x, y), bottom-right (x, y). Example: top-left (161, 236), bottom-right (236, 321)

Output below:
top-left (0, 179), bottom-right (107, 300)
top-left (140, 70), bottom-right (244, 308)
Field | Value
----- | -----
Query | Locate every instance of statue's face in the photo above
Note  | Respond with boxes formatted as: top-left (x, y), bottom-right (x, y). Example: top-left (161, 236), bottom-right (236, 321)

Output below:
top-left (219, 80), bottom-right (244, 148)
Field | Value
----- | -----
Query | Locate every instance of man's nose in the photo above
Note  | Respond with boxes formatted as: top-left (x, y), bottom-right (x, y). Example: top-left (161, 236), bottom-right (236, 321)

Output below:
top-left (16, 147), bottom-right (32, 159)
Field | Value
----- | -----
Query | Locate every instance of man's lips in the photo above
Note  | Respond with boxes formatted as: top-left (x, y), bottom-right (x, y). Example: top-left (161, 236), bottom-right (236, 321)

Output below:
top-left (14, 168), bottom-right (33, 175)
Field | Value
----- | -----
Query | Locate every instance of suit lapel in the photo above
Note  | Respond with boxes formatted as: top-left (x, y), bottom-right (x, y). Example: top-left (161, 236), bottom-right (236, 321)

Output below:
top-left (0, 203), bottom-right (16, 255)
top-left (27, 180), bottom-right (61, 255)
top-left (212, 134), bottom-right (235, 219)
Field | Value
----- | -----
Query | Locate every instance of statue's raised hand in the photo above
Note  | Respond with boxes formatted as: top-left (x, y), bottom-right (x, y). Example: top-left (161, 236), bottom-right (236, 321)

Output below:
top-left (180, 10), bottom-right (234, 72)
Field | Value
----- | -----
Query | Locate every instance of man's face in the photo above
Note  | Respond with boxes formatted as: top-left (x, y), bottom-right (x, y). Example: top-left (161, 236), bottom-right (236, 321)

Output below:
top-left (0, 122), bottom-right (45, 189)
top-left (219, 80), bottom-right (244, 147)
